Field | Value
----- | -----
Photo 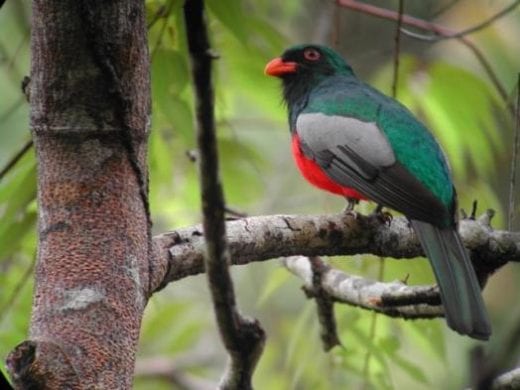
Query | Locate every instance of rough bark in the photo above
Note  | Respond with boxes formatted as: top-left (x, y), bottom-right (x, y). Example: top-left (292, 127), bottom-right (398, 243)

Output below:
top-left (6, 1), bottom-right (151, 388)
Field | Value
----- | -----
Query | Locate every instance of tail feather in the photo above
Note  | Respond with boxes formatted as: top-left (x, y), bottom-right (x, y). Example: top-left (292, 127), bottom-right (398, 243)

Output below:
top-left (410, 220), bottom-right (491, 340)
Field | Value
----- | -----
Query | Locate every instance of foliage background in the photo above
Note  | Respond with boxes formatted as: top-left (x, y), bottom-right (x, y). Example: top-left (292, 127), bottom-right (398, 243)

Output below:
top-left (0, 0), bottom-right (519, 388)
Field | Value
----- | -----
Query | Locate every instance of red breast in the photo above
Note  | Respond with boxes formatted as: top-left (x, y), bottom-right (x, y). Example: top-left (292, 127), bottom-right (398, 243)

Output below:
top-left (291, 134), bottom-right (366, 200)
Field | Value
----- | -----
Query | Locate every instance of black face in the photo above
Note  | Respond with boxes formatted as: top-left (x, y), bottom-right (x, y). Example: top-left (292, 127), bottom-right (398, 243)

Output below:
top-left (280, 46), bottom-right (335, 78)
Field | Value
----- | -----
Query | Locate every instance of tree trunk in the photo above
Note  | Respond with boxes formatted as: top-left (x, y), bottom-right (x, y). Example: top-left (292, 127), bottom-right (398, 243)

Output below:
top-left (7, 0), bottom-right (151, 388)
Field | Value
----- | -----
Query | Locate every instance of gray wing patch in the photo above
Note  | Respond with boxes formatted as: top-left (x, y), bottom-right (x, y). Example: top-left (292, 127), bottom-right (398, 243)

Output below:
top-left (296, 112), bottom-right (396, 178)
top-left (295, 112), bottom-right (450, 225)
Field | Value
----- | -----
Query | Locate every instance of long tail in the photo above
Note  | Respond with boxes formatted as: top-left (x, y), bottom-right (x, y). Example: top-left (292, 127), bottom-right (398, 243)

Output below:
top-left (410, 220), bottom-right (491, 340)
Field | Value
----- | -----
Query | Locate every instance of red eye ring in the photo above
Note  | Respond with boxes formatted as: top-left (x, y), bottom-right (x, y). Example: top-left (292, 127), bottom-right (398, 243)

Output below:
top-left (303, 48), bottom-right (320, 61)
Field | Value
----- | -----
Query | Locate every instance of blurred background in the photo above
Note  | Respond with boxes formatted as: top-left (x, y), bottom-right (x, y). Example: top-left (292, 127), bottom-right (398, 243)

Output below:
top-left (1, 0), bottom-right (519, 388)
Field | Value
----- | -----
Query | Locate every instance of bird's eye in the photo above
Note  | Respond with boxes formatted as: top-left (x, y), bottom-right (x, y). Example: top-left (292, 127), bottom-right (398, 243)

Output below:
top-left (303, 48), bottom-right (320, 61)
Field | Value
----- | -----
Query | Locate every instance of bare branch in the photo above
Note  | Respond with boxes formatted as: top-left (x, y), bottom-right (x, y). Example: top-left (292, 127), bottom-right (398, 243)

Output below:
top-left (150, 0), bottom-right (175, 59)
top-left (183, 1), bottom-right (265, 389)
top-left (492, 367), bottom-right (520, 389)
top-left (151, 212), bottom-right (518, 291)
top-left (285, 256), bottom-right (443, 319)
top-left (300, 257), bottom-right (342, 351)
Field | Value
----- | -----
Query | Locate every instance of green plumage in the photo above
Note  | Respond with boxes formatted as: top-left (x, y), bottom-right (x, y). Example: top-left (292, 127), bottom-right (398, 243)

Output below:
top-left (304, 79), bottom-right (454, 212)
top-left (271, 44), bottom-right (491, 339)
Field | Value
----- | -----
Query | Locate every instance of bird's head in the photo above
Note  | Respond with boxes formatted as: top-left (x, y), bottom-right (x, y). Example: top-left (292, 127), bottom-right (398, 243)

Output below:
top-left (265, 44), bottom-right (354, 107)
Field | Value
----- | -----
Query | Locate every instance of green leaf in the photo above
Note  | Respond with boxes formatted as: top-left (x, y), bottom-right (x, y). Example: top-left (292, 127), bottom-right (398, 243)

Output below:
top-left (152, 48), bottom-right (189, 96)
top-left (0, 152), bottom-right (36, 260)
top-left (154, 95), bottom-right (194, 142)
top-left (206, 0), bottom-right (248, 44)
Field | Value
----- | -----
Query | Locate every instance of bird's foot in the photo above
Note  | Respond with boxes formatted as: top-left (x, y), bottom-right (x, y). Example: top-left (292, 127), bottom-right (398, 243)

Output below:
top-left (343, 198), bottom-right (359, 219)
top-left (371, 204), bottom-right (392, 225)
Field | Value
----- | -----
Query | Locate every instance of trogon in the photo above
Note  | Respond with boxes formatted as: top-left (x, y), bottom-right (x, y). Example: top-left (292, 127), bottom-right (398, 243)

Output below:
top-left (265, 44), bottom-right (491, 340)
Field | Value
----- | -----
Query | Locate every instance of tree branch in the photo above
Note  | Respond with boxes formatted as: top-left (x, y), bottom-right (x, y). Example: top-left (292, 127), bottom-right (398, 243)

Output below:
top-left (7, 1), bottom-right (152, 387)
top-left (284, 256), bottom-right (443, 319)
top-left (149, 210), bottom-right (518, 323)
top-left (492, 367), bottom-right (520, 389)
top-left (183, 1), bottom-right (265, 389)
top-left (151, 212), bottom-right (518, 289)
top-left (301, 257), bottom-right (342, 351)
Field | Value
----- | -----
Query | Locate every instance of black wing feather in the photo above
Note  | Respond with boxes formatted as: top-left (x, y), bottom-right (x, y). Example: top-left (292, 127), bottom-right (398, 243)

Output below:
top-left (303, 137), bottom-right (451, 226)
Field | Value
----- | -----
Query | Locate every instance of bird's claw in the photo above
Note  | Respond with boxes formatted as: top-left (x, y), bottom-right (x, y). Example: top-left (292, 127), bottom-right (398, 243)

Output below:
top-left (343, 208), bottom-right (359, 219)
top-left (371, 205), bottom-right (393, 226)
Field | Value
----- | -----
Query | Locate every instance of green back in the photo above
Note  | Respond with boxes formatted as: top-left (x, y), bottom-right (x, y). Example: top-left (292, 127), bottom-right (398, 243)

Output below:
top-left (302, 76), bottom-right (454, 208)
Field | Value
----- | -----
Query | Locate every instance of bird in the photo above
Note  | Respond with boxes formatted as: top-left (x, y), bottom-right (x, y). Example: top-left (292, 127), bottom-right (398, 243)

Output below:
top-left (264, 44), bottom-right (491, 340)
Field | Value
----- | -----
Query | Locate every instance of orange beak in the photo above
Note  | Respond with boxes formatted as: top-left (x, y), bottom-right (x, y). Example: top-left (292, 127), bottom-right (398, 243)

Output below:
top-left (264, 57), bottom-right (297, 77)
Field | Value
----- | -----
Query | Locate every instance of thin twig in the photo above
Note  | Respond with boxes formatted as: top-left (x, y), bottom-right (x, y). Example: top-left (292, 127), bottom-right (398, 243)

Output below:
top-left (336, 0), bottom-right (513, 114)
top-left (147, 2), bottom-right (171, 29)
top-left (0, 140), bottom-right (33, 182)
top-left (304, 257), bottom-right (341, 351)
top-left (338, 0), bottom-right (520, 41)
top-left (508, 74), bottom-right (520, 230)
top-left (184, 149), bottom-right (249, 219)
top-left (391, 0), bottom-right (404, 99)
top-left (223, 206), bottom-right (248, 219)
top-left (284, 256), bottom-right (443, 319)
top-left (404, 0), bottom-right (520, 42)
top-left (150, 0), bottom-right (174, 59)
top-left (183, 1), bottom-right (265, 389)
